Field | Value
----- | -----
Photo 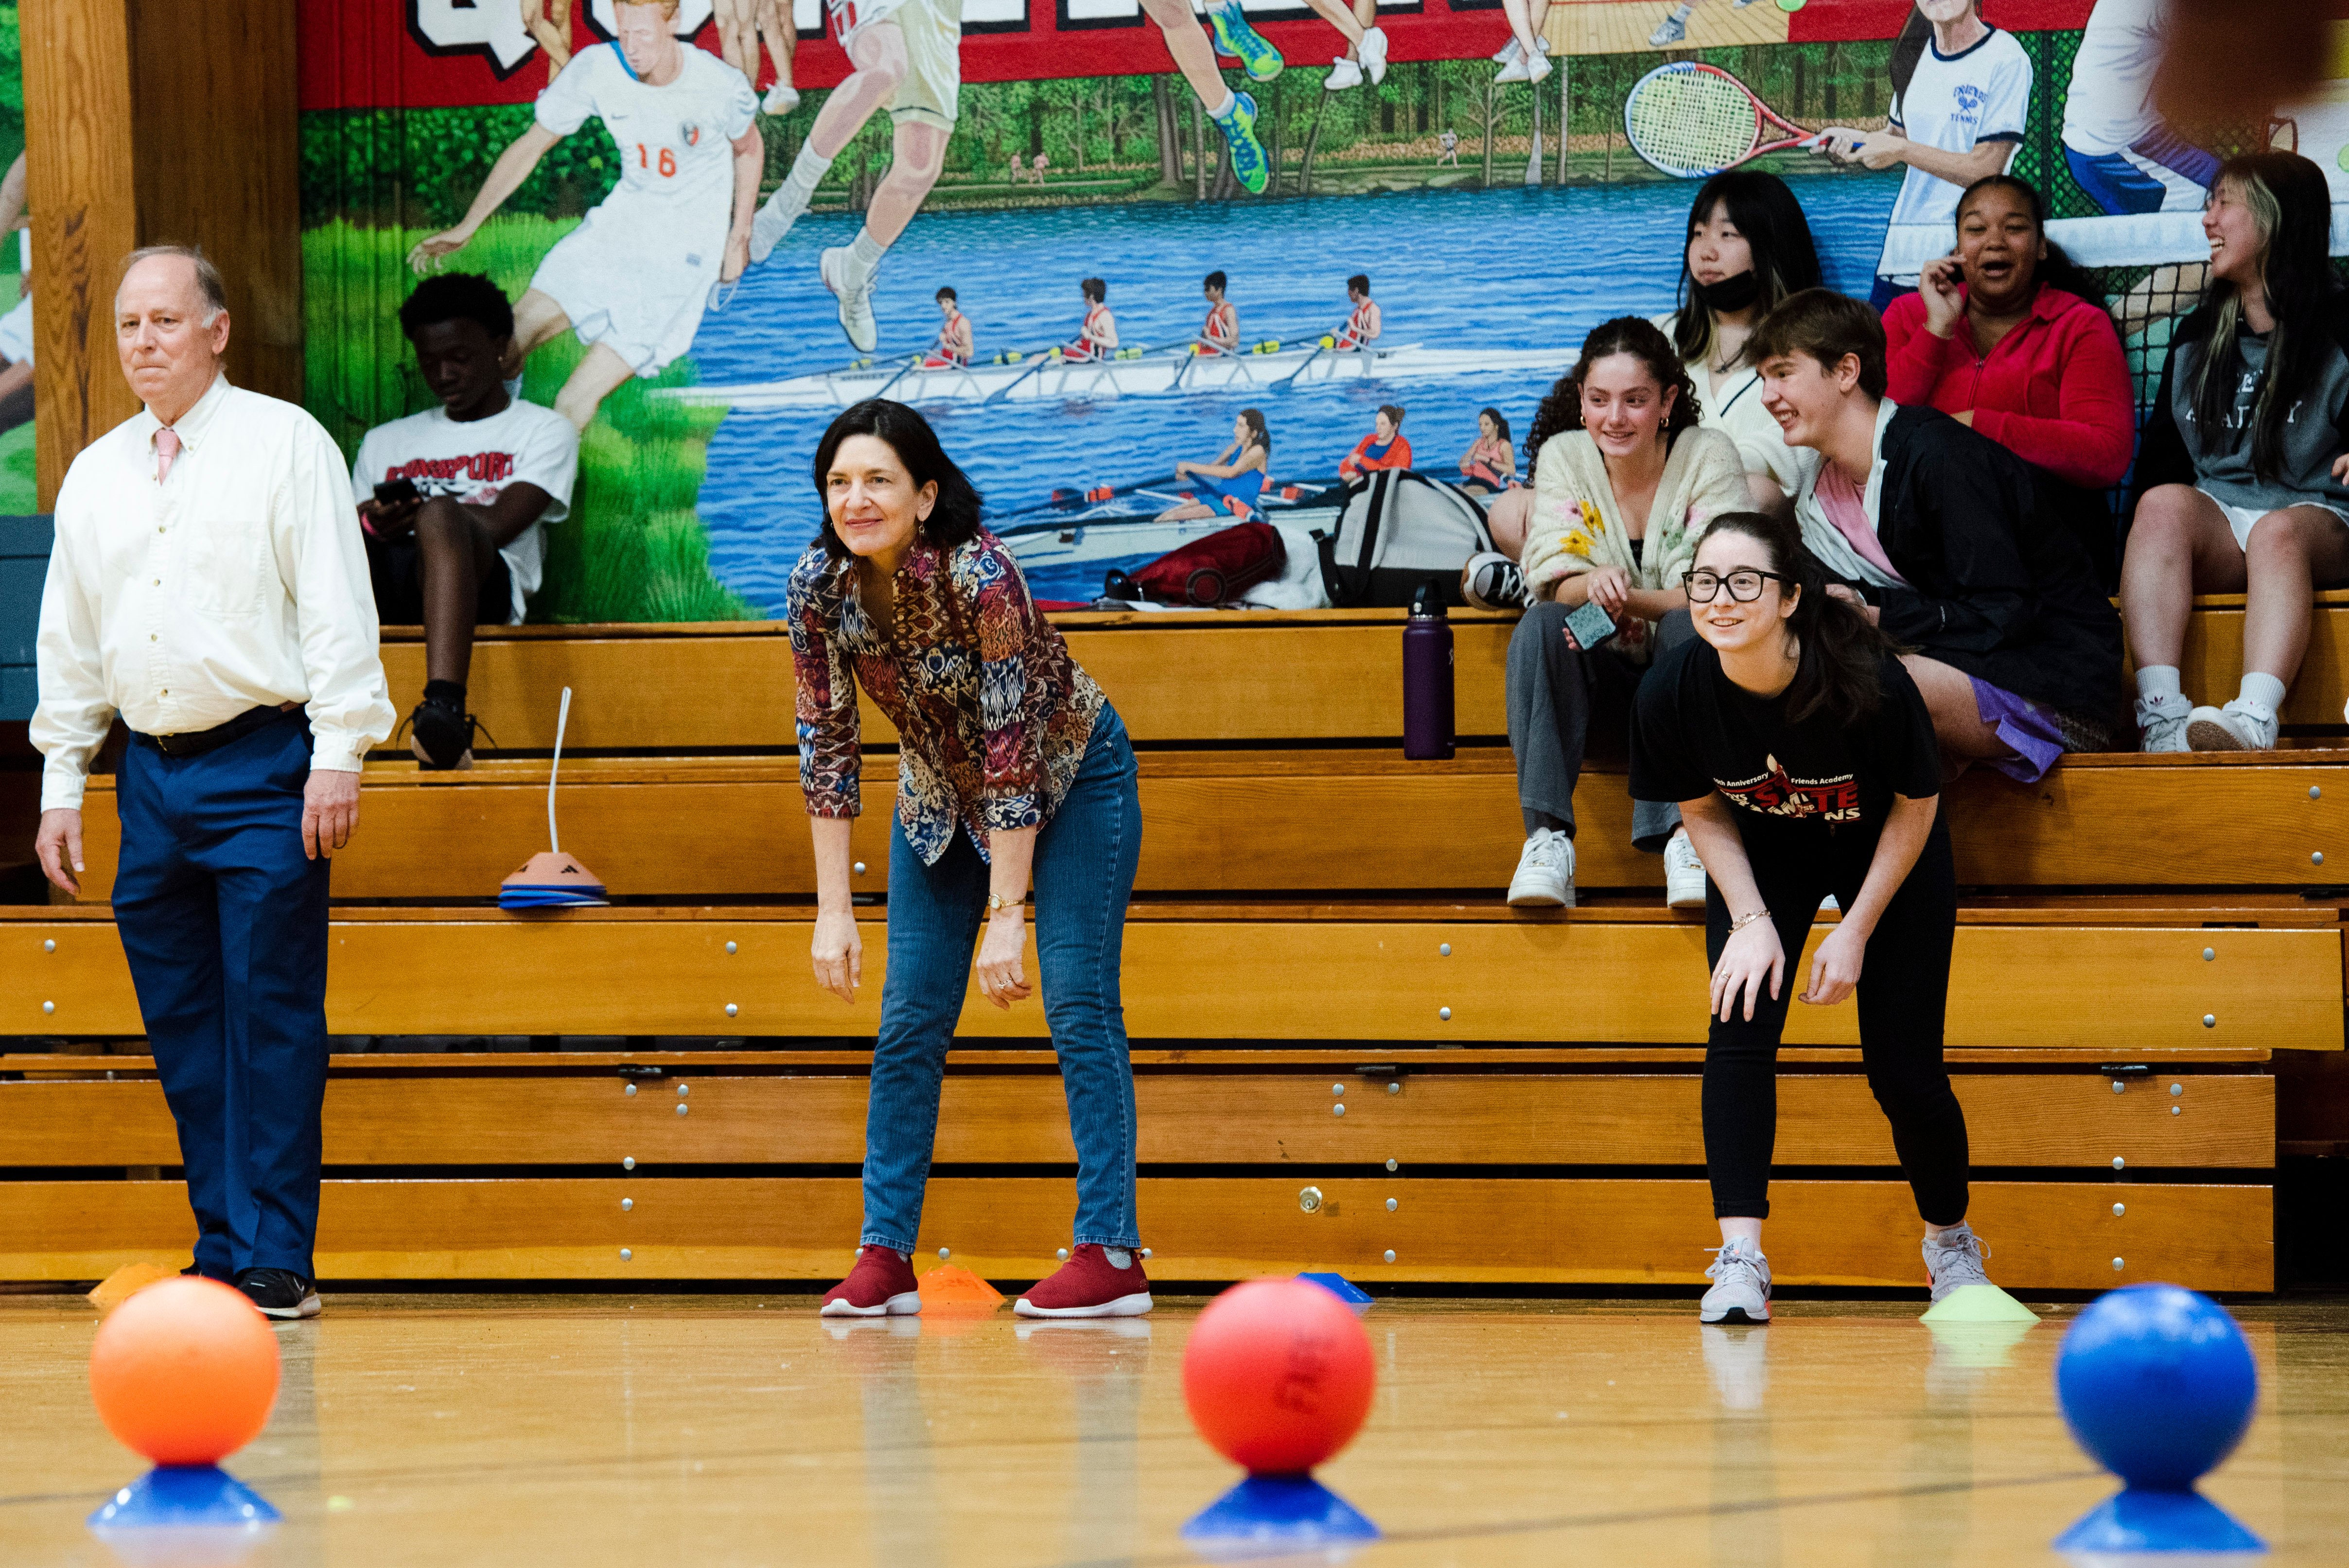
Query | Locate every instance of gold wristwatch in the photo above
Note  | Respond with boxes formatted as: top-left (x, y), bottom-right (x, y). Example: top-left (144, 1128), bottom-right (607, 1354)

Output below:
top-left (985, 892), bottom-right (1023, 916)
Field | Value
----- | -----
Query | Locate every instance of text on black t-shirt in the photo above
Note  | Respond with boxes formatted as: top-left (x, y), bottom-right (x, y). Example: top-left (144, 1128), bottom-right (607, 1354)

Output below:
top-left (1628, 638), bottom-right (1942, 834)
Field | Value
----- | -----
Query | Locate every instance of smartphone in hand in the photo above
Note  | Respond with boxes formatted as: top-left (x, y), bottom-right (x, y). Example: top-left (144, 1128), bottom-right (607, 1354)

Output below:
top-left (373, 477), bottom-right (421, 507)
top-left (1563, 596), bottom-right (1618, 652)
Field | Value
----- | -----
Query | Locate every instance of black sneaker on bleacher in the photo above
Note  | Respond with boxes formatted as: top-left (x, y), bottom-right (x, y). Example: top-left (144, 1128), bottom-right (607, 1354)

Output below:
top-left (406, 696), bottom-right (480, 771)
top-left (235, 1268), bottom-right (322, 1320)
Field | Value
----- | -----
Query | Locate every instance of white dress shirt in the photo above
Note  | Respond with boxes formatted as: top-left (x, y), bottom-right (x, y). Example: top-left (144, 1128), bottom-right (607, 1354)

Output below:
top-left (32, 371), bottom-right (395, 811)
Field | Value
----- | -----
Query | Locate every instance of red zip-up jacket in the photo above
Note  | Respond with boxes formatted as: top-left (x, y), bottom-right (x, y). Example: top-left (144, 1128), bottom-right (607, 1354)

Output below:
top-left (1882, 284), bottom-right (2136, 491)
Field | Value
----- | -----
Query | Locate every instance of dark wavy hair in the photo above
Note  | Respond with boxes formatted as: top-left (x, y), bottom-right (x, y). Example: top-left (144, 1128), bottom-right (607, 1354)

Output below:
top-left (2188, 151), bottom-right (2339, 484)
top-left (1699, 510), bottom-right (1900, 726)
top-left (811, 400), bottom-right (985, 559)
top-left (1237, 405), bottom-right (1271, 457)
top-left (1525, 316), bottom-right (1702, 468)
top-left (1669, 170), bottom-right (1824, 368)
top-left (1954, 174), bottom-right (2105, 308)
top-left (1479, 406), bottom-right (1511, 444)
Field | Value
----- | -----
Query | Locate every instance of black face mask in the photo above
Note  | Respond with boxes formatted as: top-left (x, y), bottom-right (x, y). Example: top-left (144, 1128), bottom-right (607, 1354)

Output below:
top-left (1692, 270), bottom-right (1762, 314)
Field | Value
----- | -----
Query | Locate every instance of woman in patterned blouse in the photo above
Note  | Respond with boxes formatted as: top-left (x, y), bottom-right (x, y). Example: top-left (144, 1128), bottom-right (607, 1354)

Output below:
top-left (788, 400), bottom-right (1150, 1321)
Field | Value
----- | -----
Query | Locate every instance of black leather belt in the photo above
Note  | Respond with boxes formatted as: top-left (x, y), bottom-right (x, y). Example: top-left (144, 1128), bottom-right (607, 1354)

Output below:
top-left (134, 703), bottom-right (302, 760)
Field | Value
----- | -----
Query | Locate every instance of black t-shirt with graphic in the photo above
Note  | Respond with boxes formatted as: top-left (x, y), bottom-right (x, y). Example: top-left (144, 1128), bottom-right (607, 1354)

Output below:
top-left (1629, 637), bottom-right (1942, 839)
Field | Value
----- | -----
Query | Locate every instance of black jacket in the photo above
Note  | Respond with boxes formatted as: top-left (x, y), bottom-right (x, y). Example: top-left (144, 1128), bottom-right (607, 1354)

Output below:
top-left (1851, 406), bottom-right (2123, 720)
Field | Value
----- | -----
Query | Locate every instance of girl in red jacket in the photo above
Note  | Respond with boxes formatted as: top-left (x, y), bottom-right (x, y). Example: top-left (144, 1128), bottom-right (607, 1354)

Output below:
top-left (1881, 175), bottom-right (2134, 586)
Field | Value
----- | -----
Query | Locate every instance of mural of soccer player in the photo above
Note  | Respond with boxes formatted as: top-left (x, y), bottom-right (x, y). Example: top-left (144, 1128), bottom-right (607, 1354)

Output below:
top-left (716, 0), bottom-right (801, 114)
top-left (746, 0), bottom-right (966, 351)
top-left (2062, 0), bottom-right (2218, 215)
top-left (407, 0), bottom-right (763, 430)
top-left (1815, 0), bottom-right (2033, 307)
top-left (524, 0), bottom-right (576, 77)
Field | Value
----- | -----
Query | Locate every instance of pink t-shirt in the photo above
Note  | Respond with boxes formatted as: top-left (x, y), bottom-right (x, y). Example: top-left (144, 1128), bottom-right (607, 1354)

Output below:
top-left (1814, 460), bottom-right (1906, 585)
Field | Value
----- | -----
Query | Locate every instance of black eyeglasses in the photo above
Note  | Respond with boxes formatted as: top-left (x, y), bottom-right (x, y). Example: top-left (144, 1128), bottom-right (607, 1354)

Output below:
top-left (1684, 569), bottom-right (1787, 603)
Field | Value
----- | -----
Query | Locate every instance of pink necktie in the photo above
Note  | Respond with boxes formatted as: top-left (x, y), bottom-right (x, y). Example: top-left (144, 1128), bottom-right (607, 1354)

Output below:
top-left (155, 428), bottom-right (181, 483)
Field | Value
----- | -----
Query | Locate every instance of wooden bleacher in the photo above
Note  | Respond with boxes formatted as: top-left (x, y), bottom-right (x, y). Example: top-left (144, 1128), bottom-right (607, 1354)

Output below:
top-left (2, 601), bottom-right (2338, 1291)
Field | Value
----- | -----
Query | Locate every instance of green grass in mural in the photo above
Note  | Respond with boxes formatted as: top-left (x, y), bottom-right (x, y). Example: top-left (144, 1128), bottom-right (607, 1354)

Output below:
top-left (302, 215), bottom-right (756, 625)
top-left (0, 420), bottom-right (34, 515)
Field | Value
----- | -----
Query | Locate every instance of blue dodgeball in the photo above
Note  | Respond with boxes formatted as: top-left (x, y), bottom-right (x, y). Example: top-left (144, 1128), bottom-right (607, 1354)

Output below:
top-left (2055, 1284), bottom-right (2257, 1491)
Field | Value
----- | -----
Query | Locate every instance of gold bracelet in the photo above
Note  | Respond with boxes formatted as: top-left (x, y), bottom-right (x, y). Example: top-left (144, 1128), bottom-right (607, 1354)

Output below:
top-left (985, 892), bottom-right (1023, 917)
top-left (1727, 909), bottom-right (1771, 934)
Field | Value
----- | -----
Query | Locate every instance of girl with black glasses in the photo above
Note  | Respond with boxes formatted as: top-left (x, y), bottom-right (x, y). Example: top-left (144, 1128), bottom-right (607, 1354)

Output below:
top-left (1630, 509), bottom-right (1999, 1324)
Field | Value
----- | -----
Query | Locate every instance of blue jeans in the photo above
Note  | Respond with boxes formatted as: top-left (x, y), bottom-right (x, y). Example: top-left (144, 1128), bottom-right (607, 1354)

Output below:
top-left (113, 711), bottom-right (332, 1280)
top-left (861, 704), bottom-right (1143, 1253)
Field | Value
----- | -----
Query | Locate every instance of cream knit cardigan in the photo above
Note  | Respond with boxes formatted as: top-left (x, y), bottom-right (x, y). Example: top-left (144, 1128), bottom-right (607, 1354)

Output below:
top-left (1519, 425), bottom-right (1748, 661)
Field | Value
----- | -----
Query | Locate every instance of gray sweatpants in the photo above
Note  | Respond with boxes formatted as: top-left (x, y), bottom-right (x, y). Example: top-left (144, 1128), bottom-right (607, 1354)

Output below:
top-left (1506, 600), bottom-right (1695, 850)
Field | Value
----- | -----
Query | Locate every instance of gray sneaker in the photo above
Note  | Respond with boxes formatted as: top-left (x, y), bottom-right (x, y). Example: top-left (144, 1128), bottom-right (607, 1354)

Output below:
top-left (1648, 9), bottom-right (1688, 47)
top-left (1700, 1237), bottom-right (1771, 1324)
top-left (1922, 1223), bottom-right (1993, 1303)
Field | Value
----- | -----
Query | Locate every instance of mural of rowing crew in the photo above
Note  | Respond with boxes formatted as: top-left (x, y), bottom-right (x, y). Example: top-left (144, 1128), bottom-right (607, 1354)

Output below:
top-left (408, 0), bottom-right (766, 430)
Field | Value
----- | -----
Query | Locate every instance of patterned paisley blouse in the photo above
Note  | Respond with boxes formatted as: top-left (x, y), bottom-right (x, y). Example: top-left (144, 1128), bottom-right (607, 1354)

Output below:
top-left (787, 531), bottom-right (1106, 865)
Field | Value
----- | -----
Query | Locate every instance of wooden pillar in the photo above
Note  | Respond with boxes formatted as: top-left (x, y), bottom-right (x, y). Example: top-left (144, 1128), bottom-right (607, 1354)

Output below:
top-left (21, 0), bottom-right (302, 509)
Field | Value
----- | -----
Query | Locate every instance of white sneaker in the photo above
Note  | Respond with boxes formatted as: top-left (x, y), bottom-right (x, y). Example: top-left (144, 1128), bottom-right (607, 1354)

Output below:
top-left (2137, 694), bottom-right (2191, 753)
top-left (1507, 827), bottom-right (1575, 908)
top-left (821, 245), bottom-right (879, 353)
top-left (1460, 551), bottom-right (1524, 610)
top-left (1324, 55), bottom-right (1364, 90)
top-left (1491, 37), bottom-right (1521, 65)
top-left (762, 81), bottom-right (801, 116)
top-left (1358, 25), bottom-right (1388, 85)
top-left (2186, 699), bottom-right (2278, 752)
top-left (1922, 1223), bottom-right (1993, 1303)
top-left (1495, 48), bottom-right (1552, 85)
top-left (749, 180), bottom-right (811, 264)
top-left (1648, 9), bottom-right (1688, 46)
top-left (1664, 830), bottom-right (1706, 910)
top-left (1700, 1237), bottom-right (1771, 1324)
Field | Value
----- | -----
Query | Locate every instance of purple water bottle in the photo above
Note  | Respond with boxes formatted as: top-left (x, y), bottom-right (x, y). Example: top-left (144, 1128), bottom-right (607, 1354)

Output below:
top-left (1402, 581), bottom-right (1455, 761)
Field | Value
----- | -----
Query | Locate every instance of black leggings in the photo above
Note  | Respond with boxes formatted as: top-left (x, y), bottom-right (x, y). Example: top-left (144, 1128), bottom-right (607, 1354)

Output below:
top-left (1702, 820), bottom-right (1968, 1224)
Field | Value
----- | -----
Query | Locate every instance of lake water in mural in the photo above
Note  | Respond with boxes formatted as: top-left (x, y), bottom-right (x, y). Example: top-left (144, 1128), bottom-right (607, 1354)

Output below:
top-left (689, 171), bottom-right (1903, 615)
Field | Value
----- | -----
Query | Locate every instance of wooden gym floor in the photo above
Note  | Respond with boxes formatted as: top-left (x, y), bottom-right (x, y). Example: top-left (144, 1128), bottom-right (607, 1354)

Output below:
top-left (2, 1292), bottom-right (2346, 1566)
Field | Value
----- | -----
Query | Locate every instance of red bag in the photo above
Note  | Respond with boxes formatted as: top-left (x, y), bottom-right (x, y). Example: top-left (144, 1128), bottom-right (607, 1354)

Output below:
top-left (1107, 521), bottom-right (1286, 607)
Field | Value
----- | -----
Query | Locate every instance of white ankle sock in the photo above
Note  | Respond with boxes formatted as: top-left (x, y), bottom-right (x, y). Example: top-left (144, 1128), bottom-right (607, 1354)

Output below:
top-left (2135, 664), bottom-right (2187, 711)
top-left (1104, 1248), bottom-right (1133, 1269)
top-left (784, 143), bottom-right (831, 204)
top-left (2237, 672), bottom-right (2287, 716)
top-left (841, 228), bottom-right (885, 285)
top-left (1209, 90), bottom-right (1236, 121)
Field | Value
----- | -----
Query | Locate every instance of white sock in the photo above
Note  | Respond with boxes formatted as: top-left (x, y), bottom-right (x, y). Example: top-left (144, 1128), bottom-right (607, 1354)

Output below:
top-left (842, 228), bottom-right (885, 285)
top-left (1209, 89), bottom-right (1236, 121)
top-left (2135, 664), bottom-right (2186, 708)
top-left (2237, 672), bottom-right (2287, 716)
top-left (783, 142), bottom-right (831, 205)
top-left (1104, 1248), bottom-right (1133, 1269)
top-left (1670, 2), bottom-right (1693, 17)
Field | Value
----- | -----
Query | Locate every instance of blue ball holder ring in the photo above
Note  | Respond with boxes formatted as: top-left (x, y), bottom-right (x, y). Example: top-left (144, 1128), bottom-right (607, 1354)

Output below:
top-left (1181, 1473), bottom-right (1380, 1553)
top-left (2052, 1284), bottom-right (2265, 1554)
top-left (88, 1463), bottom-right (281, 1530)
top-left (2054, 1488), bottom-right (2266, 1554)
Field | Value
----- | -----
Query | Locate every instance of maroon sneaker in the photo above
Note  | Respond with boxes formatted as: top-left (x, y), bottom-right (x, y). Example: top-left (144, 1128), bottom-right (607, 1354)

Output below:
top-left (1014, 1244), bottom-right (1153, 1319)
top-left (820, 1245), bottom-right (921, 1317)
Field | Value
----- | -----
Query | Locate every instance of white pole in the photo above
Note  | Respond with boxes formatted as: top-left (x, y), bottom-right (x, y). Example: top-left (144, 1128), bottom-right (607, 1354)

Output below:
top-left (548, 686), bottom-right (572, 854)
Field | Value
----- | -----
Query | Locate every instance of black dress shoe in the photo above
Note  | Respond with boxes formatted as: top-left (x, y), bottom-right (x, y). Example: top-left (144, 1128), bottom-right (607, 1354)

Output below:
top-left (235, 1268), bottom-right (322, 1320)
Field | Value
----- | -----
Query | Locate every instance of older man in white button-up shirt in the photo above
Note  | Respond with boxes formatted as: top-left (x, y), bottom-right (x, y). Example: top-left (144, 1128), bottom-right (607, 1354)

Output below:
top-left (31, 245), bottom-right (393, 1320)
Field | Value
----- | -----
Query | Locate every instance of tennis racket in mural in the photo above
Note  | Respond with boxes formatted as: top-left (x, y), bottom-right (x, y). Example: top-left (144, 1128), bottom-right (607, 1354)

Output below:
top-left (1623, 62), bottom-right (1823, 179)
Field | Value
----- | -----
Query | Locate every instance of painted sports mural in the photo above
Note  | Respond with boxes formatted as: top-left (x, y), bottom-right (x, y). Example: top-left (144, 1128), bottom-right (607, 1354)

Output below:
top-left (298, 0), bottom-right (2343, 619)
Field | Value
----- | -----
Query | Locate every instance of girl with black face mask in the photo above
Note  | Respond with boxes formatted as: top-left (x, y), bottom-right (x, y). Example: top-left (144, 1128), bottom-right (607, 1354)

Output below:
top-left (1655, 171), bottom-right (1825, 521)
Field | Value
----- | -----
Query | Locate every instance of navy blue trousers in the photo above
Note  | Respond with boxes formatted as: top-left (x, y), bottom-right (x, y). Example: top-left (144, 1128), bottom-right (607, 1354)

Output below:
top-left (113, 711), bottom-right (332, 1281)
